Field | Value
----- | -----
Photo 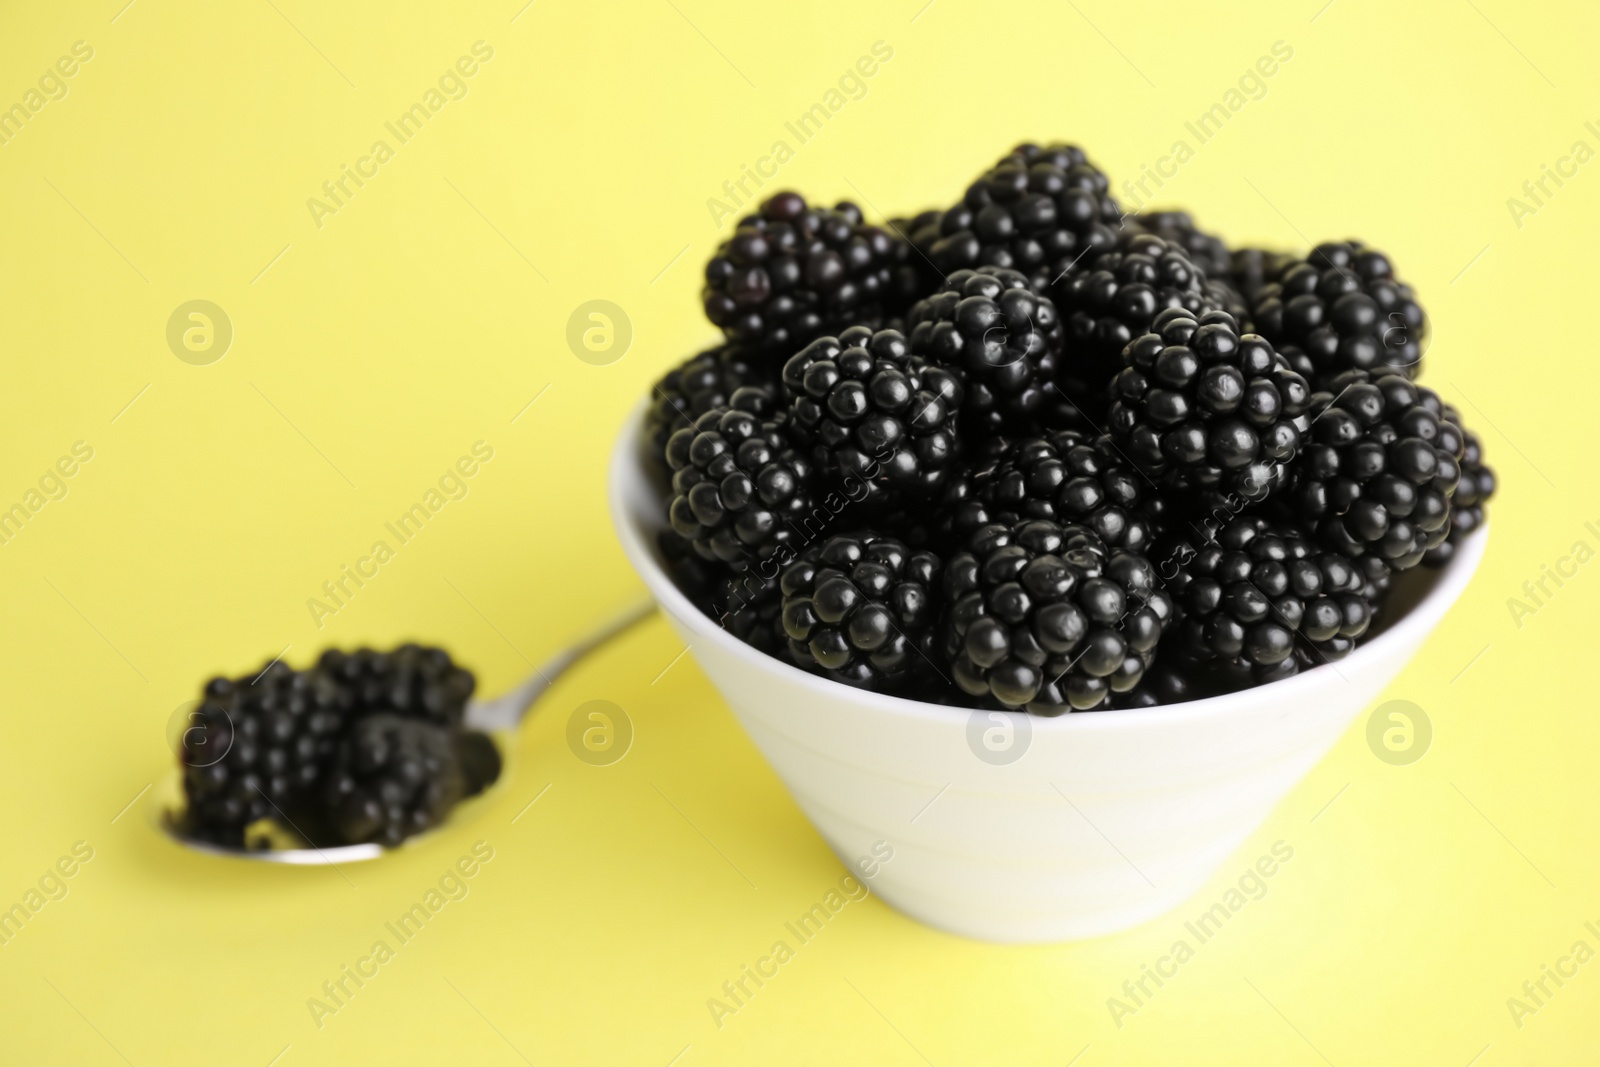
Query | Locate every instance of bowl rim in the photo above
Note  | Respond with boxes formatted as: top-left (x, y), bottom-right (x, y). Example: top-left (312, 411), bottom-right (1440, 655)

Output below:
top-left (609, 404), bottom-right (1489, 732)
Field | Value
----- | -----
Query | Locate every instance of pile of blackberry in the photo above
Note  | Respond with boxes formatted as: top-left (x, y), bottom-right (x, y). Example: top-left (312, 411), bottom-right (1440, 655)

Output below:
top-left (177, 644), bottom-right (500, 848)
top-left (646, 144), bottom-right (1496, 713)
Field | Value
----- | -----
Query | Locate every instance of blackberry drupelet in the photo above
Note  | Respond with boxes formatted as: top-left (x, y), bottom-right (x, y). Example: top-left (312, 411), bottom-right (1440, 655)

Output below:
top-left (1424, 408), bottom-right (1494, 566)
top-left (924, 143), bottom-right (1124, 293)
top-left (323, 714), bottom-right (490, 847)
top-left (1053, 232), bottom-right (1216, 408)
top-left (665, 397), bottom-right (817, 568)
top-left (1251, 241), bottom-right (1428, 385)
top-left (1108, 308), bottom-right (1311, 505)
top-left (907, 266), bottom-right (1066, 434)
top-left (645, 345), bottom-right (771, 455)
top-left (964, 431), bottom-right (1155, 552)
top-left (779, 532), bottom-right (941, 690)
top-left (1162, 515), bottom-right (1374, 678)
top-left (703, 192), bottom-right (906, 355)
top-left (783, 326), bottom-right (964, 502)
top-left (943, 520), bottom-right (1172, 713)
top-left (1132, 211), bottom-right (1230, 278)
top-left (1287, 370), bottom-right (1462, 570)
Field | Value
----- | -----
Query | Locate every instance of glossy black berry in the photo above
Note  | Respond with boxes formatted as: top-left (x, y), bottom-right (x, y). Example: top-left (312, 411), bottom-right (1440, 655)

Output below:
top-left (943, 520), bottom-right (1172, 713)
top-left (907, 266), bottom-right (1067, 434)
top-left (1424, 407), bottom-right (1494, 567)
top-left (783, 326), bottom-right (965, 501)
top-left (780, 532), bottom-right (942, 690)
top-left (703, 192), bottom-right (907, 355)
top-left (665, 398), bottom-right (817, 568)
top-left (645, 345), bottom-right (772, 455)
top-left (924, 143), bottom-right (1124, 293)
top-left (1109, 308), bottom-right (1311, 505)
top-left (1286, 370), bottom-right (1462, 570)
top-left (179, 645), bottom-right (483, 847)
top-left (1160, 514), bottom-right (1374, 678)
top-left (1251, 241), bottom-right (1428, 385)
top-left (948, 430), bottom-right (1155, 553)
top-left (1053, 232), bottom-right (1218, 411)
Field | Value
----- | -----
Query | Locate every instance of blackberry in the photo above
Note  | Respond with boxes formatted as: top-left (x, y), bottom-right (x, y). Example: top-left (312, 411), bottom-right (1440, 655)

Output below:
top-left (1053, 232), bottom-right (1216, 408)
top-left (1162, 515), bottom-right (1374, 677)
top-left (1251, 241), bottom-right (1428, 385)
top-left (943, 520), bottom-right (1172, 713)
top-left (1288, 370), bottom-right (1462, 570)
top-left (955, 430), bottom-right (1155, 552)
top-left (179, 664), bottom-right (348, 846)
top-left (779, 532), bottom-right (941, 689)
top-left (703, 192), bottom-right (905, 355)
top-left (178, 644), bottom-right (480, 846)
top-left (925, 143), bottom-right (1124, 293)
top-left (1132, 211), bottom-right (1230, 278)
top-left (323, 714), bottom-right (497, 847)
top-left (645, 345), bottom-right (771, 455)
top-left (783, 326), bottom-right (964, 502)
top-left (907, 266), bottom-right (1066, 434)
top-left (1108, 308), bottom-right (1311, 505)
top-left (665, 398), bottom-right (817, 568)
top-left (1424, 409), bottom-right (1494, 567)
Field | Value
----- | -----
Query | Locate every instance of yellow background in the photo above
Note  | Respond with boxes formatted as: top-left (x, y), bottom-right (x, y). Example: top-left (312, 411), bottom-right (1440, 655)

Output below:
top-left (1, 0), bottom-right (1595, 1063)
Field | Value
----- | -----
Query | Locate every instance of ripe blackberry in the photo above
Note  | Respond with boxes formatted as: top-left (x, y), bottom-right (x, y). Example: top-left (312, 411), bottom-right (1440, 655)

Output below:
top-left (925, 143), bottom-right (1124, 293)
top-left (1108, 308), bottom-right (1311, 505)
top-left (1053, 232), bottom-right (1216, 407)
top-left (703, 192), bottom-right (905, 355)
top-left (645, 345), bottom-right (771, 454)
top-left (665, 398), bottom-right (817, 568)
top-left (1425, 409), bottom-right (1494, 566)
top-left (943, 520), bottom-right (1172, 713)
top-left (1251, 241), bottom-right (1428, 385)
top-left (1288, 370), bottom-right (1462, 570)
top-left (323, 714), bottom-right (497, 847)
top-left (907, 266), bottom-right (1067, 434)
top-left (1162, 515), bottom-right (1374, 677)
top-left (960, 431), bottom-right (1155, 552)
top-left (179, 664), bottom-right (348, 846)
top-left (779, 532), bottom-right (942, 689)
top-left (783, 326), bottom-right (964, 501)
top-left (1132, 211), bottom-right (1230, 278)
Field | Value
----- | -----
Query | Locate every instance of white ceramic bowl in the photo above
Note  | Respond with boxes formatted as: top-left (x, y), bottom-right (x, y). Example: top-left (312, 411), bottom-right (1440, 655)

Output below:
top-left (609, 413), bottom-right (1488, 943)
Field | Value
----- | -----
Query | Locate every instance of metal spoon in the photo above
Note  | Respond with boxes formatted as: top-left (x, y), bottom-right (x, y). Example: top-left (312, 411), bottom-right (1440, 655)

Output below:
top-left (157, 599), bottom-right (658, 864)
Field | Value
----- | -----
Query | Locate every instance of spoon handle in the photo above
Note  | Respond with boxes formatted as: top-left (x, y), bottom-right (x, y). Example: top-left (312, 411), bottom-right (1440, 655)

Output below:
top-left (464, 597), bottom-right (658, 731)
